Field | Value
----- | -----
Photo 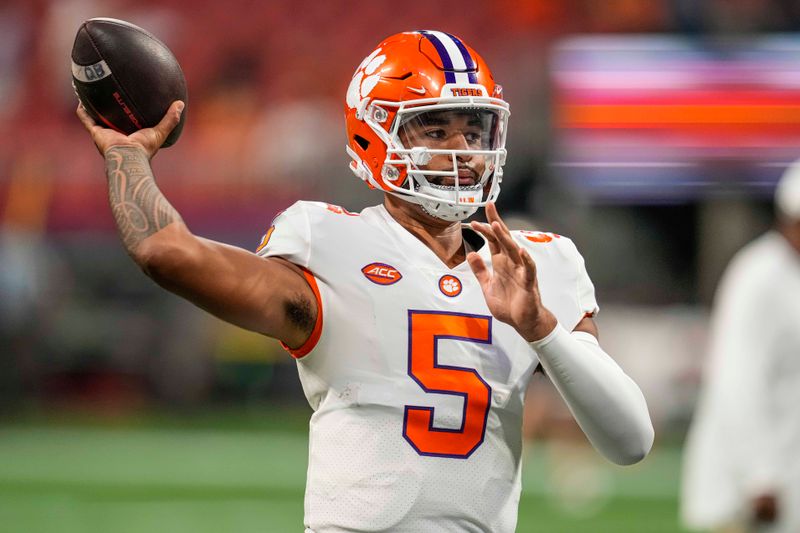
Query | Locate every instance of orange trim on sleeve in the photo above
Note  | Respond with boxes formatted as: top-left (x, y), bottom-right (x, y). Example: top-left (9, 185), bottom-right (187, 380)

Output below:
top-left (255, 225), bottom-right (275, 253)
top-left (280, 268), bottom-right (323, 359)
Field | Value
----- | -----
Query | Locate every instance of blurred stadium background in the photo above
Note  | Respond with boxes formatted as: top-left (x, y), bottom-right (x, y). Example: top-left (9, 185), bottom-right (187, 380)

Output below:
top-left (3, 0), bottom-right (800, 531)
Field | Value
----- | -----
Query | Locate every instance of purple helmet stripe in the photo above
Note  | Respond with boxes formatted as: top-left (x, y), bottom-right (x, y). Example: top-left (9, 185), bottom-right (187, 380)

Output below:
top-left (444, 32), bottom-right (479, 84)
top-left (419, 31), bottom-right (456, 84)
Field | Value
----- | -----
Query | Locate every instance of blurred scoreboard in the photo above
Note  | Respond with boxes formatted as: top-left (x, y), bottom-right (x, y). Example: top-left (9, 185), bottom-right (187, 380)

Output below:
top-left (551, 35), bottom-right (800, 203)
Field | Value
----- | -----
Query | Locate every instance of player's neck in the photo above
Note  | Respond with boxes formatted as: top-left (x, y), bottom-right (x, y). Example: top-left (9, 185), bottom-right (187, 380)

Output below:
top-left (383, 195), bottom-right (466, 268)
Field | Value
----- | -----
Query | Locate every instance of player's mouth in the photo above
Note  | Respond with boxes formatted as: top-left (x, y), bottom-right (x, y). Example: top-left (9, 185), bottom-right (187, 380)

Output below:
top-left (428, 168), bottom-right (479, 188)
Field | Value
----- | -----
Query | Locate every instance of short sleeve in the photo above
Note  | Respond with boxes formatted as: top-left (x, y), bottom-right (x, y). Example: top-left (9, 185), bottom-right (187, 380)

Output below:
top-left (567, 239), bottom-right (599, 317)
top-left (513, 230), bottom-right (599, 327)
top-left (255, 201), bottom-right (311, 268)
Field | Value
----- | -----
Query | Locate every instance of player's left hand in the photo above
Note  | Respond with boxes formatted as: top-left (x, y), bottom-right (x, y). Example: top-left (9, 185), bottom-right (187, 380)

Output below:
top-left (467, 202), bottom-right (557, 342)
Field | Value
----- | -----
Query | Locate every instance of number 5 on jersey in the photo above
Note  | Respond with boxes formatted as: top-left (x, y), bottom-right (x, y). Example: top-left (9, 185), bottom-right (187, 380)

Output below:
top-left (404, 311), bottom-right (492, 459)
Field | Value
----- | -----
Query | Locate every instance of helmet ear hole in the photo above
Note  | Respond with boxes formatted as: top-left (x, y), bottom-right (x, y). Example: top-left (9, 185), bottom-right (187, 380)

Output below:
top-left (354, 135), bottom-right (370, 151)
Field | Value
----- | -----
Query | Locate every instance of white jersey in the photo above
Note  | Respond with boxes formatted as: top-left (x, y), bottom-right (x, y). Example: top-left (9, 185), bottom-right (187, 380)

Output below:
top-left (682, 232), bottom-right (800, 532)
top-left (257, 201), bottom-right (598, 533)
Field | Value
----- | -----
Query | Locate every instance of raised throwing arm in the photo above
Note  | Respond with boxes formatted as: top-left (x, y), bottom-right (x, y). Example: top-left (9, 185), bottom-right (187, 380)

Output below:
top-left (77, 102), bottom-right (316, 349)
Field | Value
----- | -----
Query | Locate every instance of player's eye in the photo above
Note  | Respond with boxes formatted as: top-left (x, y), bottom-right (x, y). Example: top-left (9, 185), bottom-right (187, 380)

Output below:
top-left (425, 129), bottom-right (446, 140)
top-left (464, 131), bottom-right (482, 145)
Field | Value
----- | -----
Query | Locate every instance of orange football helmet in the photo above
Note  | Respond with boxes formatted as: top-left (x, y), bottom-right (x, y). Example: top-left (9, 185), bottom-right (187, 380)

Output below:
top-left (345, 31), bottom-right (510, 221)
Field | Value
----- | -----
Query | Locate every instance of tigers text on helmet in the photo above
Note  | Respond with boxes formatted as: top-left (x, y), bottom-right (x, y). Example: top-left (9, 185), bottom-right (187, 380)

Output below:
top-left (344, 31), bottom-right (510, 222)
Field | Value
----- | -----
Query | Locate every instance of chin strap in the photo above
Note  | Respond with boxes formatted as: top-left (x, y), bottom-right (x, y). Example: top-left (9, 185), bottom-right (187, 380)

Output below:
top-left (419, 199), bottom-right (478, 222)
top-left (346, 144), bottom-right (484, 222)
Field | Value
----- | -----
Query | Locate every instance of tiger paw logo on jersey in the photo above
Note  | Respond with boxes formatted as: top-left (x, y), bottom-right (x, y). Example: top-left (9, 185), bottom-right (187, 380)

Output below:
top-left (362, 263), bottom-right (402, 285)
top-left (519, 230), bottom-right (560, 243)
top-left (438, 274), bottom-right (462, 297)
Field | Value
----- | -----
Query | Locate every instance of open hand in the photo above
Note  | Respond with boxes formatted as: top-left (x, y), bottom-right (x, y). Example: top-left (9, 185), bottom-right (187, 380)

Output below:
top-left (76, 100), bottom-right (184, 159)
top-left (467, 202), bottom-right (557, 342)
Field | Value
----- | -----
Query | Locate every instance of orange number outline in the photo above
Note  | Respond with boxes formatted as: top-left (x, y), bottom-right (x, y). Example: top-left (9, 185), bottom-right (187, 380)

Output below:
top-left (403, 310), bottom-right (492, 459)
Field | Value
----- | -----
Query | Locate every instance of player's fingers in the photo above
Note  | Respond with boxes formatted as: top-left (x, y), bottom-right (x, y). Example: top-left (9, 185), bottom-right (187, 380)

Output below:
top-left (485, 202), bottom-right (519, 260)
top-left (520, 248), bottom-right (538, 283)
top-left (151, 100), bottom-right (184, 145)
top-left (485, 202), bottom-right (511, 234)
top-left (467, 251), bottom-right (490, 286)
top-left (158, 100), bottom-right (185, 131)
top-left (485, 201), bottom-right (498, 223)
top-left (76, 103), bottom-right (110, 155)
top-left (492, 221), bottom-right (523, 264)
top-left (76, 102), bottom-right (99, 132)
top-left (470, 221), bottom-right (500, 255)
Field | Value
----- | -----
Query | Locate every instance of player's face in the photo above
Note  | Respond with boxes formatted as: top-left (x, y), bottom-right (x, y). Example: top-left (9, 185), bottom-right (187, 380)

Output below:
top-left (398, 110), bottom-right (495, 187)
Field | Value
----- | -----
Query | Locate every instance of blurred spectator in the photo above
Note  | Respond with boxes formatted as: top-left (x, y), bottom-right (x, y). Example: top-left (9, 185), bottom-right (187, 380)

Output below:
top-left (246, 96), bottom-right (341, 192)
top-left (0, 2), bottom-right (31, 123)
top-left (681, 159), bottom-right (800, 532)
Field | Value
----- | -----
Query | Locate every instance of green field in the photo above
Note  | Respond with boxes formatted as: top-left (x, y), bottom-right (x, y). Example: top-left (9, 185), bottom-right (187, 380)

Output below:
top-left (0, 413), bottom-right (690, 533)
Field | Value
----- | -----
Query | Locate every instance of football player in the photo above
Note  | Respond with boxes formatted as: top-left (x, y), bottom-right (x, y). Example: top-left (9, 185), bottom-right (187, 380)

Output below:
top-left (77, 30), bottom-right (653, 533)
top-left (682, 160), bottom-right (800, 533)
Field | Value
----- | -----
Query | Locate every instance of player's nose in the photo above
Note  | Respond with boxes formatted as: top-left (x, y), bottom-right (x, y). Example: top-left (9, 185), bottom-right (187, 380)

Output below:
top-left (446, 133), bottom-right (472, 162)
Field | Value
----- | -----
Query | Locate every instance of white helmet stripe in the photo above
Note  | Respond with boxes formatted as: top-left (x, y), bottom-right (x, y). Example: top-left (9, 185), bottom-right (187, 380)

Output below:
top-left (425, 30), bottom-right (471, 85)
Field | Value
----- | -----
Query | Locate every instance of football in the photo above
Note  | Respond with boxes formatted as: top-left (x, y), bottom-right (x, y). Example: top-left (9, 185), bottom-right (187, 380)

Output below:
top-left (71, 17), bottom-right (187, 147)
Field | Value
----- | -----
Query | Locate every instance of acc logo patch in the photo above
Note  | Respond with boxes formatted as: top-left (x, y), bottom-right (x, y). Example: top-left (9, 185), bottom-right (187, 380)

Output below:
top-left (438, 274), bottom-right (462, 297)
top-left (362, 263), bottom-right (402, 285)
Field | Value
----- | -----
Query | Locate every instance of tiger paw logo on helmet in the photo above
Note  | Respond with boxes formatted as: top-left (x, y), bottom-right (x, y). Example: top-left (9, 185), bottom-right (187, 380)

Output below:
top-left (346, 48), bottom-right (386, 111)
top-left (344, 31), bottom-right (510, 223)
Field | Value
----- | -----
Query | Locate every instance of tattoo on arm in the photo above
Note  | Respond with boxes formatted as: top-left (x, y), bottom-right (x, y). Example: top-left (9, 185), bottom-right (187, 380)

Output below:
top-left (105, 146), bottom-right (182, 253)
